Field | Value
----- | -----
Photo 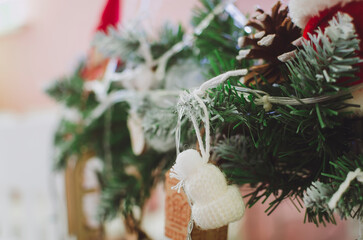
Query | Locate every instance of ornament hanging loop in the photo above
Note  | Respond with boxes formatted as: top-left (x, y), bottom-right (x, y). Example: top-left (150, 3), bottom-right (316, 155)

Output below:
top-left (192, 91), bottom-right (210, 162)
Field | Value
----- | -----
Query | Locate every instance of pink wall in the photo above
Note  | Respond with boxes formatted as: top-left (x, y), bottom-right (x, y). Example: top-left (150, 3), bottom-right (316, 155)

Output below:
top-left (0, 0), bottom-right (106, 111)
top-left (0, 0), bottom-right (278, 112)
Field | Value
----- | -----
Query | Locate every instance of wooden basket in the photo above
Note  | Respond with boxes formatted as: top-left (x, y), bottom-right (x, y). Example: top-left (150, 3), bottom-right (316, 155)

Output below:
top-left (65, 153), bottom-right (104, 240)
top-left (164, 171), bottom-right (228, 240)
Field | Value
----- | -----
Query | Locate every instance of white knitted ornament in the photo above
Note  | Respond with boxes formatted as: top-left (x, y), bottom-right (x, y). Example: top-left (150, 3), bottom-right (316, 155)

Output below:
top-left (171, 91), bottom-right (245, 230)
top-left (191, 186), bottom-right (244, 230)
top-left (171, 150), bottom-right (245, 230)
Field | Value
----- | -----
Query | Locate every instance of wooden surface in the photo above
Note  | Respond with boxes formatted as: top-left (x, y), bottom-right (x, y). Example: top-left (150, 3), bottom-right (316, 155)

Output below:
top-left (65, 154), bottom-right (103, 240)
top-left (164, 171), bottom-right (228, 240)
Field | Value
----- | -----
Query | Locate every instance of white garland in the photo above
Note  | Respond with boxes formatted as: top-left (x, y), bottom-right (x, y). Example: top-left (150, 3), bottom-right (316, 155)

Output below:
top-left (85, 0), bottom-right (243, 127)
top-left (328, 168), bottom-right (363, 210)
top-left (110, 0), bottom-right (237, 88)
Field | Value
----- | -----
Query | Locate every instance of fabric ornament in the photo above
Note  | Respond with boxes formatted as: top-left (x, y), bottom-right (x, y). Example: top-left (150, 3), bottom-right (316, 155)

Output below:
top-left (171, 91), bottom-right (245, 230)
top-left (289, 0), bottom-right (363, 115)
top-left (171, 149), bottom-right (245, 230)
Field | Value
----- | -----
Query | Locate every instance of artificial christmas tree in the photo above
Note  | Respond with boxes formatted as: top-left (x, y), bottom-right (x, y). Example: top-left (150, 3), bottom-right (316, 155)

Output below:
top-left (47, 0), bottom-right (363, 238)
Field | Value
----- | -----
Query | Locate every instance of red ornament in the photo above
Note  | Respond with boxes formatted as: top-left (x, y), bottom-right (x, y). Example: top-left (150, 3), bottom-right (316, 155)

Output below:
top-left (289, 0), bottom-right (363, 85)
top-left (96, 0), bottom-right (121, 33)
top-left (81, 0), bottom-right (122, 81)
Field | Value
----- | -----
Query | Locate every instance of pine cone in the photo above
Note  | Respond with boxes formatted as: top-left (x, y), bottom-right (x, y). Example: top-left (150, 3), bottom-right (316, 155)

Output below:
top-left (237, 1), bottom-right (301, 85)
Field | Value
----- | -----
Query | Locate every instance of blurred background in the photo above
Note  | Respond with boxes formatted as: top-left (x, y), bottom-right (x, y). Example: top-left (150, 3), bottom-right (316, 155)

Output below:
top-left (0, 0), bottom-right (358, 239)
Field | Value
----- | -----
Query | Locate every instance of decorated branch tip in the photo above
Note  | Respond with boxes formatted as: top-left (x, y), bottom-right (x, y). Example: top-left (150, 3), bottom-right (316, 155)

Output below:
top-left (303, 156), bottom-right (363, 226)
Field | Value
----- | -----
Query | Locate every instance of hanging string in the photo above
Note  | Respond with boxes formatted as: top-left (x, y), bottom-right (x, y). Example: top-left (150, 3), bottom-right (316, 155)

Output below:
top-left (184, 189), bottom-right (194, 240)
top-left (189, 115), bottom-right (206, 158)
top-left (172, 91), bottom-right (213, 190)
top-left (174, 90), bottom-right (212, 162)
top-left (191, 68), bottom-right (363, 110)
top-left (193, 92), bottom-right (210, 161)
top-left (173, 91), bottom-right (212, 240)
top-left (174, 69), bottom-right (248, 158)
top-left (175, 110), bottom-right (183, 156)
top-left (194, 69), bottom-right (248, 96)
top-left (246, 84), bottom-right (363, 107)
